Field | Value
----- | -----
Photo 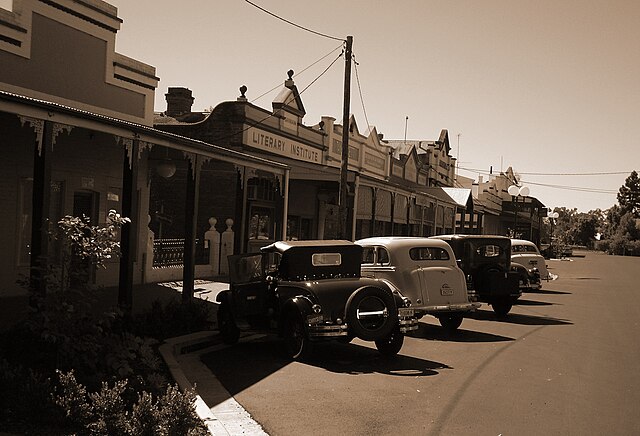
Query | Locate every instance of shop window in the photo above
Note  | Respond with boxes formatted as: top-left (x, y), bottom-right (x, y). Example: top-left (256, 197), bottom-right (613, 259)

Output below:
top-left (287, 216), bottom-right (311, 241)
top-left (247, 178), bottom-right (276, 201)
top-left (248, 206), bottom-right (274, 240)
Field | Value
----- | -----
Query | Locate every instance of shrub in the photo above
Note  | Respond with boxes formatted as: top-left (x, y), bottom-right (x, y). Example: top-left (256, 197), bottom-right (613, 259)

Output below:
top-left (53, 371), bottom-right (208, 436)
top-left (1, 212), bottom-right (210, 433)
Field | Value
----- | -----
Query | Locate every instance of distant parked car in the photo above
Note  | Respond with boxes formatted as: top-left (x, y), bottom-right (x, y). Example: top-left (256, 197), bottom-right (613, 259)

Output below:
top-left (511, 239), bottom-right (550, 287)
top-left (216, 240), bottom-right (419, 360)
top-left (560, 245), bottom-right (573, 257)
top-left (510, 262), bottom-right (542, 292)
top-left (431, 235), bottom-right (521, 317)
top-left (355, 237), bottom-right (479, 331)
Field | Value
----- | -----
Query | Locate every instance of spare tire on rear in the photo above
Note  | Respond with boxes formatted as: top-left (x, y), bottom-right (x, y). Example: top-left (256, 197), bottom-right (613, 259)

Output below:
top-left (346, 286), bottom-right (398, 341)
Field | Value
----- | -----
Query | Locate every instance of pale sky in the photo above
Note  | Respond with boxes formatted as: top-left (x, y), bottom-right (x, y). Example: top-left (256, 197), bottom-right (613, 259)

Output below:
top-left (107, 0), bottom-right (639, 213)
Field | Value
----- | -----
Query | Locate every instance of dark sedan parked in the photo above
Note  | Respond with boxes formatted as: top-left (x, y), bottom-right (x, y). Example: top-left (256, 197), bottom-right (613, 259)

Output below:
top-left (431, 235), bottom-right (521, 316)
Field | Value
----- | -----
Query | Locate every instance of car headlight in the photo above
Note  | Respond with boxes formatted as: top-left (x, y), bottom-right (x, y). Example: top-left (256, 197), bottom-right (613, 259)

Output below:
top-left (311, 304), bottom-right (322, 314)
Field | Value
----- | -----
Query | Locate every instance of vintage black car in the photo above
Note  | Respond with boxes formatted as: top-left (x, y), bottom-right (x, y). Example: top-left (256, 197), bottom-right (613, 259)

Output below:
top-left (216, 240), bottom-right (419, 360)
top-left (431, 235), bottom-right (522, 316)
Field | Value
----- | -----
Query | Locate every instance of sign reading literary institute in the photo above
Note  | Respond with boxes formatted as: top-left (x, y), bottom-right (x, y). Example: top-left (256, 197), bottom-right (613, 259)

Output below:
top-left (244, 127), bottom-right (321, 164)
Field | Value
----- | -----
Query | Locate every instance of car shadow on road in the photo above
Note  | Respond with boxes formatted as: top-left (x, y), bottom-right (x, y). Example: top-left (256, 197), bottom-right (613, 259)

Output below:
top-left (407, 321), bottom-right (515, 343)
top-left (311, 340), bottom-right (451, 376)
top-left (468, 308), bottom-right (573, 326)
top-left (201, 336), bottom-right (450, 397)
top-left (525, 288), bottom-right (572, 295)
top-left (516, 299), bottom-right (555, 306)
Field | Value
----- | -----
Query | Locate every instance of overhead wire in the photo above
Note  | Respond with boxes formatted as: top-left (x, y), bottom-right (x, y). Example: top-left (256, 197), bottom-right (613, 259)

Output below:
top-left (211, 51), bottom-right (344, 143)
top-left (459, 166), bottom-right (632, 177)
top-left (251, 43), bottom-right (344, 103)
top-left (457, 166), bottom-right (620, 194)
top-left (353, 52), bottom-right (394, 154)
top-left (243, 0), bottom-right (344, 42)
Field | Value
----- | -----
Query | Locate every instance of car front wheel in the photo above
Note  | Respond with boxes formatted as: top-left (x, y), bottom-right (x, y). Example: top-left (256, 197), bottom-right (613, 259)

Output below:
top-left (492, 300), bottom-right (513, 317)
top-left (282, 311), bottom-right (314, 361)
top-left (375, 327), bottom-right (404, 356)
top-left (438, 313), bottom-right (464, 331)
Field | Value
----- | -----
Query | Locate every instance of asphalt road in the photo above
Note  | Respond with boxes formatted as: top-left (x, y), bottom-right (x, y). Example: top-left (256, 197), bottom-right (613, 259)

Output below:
top-left (201, 251), bottom-right (640, 436)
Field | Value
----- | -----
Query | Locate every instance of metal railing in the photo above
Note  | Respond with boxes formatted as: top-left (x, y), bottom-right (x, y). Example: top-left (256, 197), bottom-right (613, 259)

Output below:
top-left (152, 238), bottom-right (209, 268)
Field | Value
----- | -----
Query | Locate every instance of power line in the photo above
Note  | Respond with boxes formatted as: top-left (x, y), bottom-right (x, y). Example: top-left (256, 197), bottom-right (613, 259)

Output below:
top-left (459, 166), bottom-right (632, 177)
top-left (251, 43), bottom-right (344, 103)
top-left (212, 51), bottom-right (344, 143)
top-left (352, 53), bottom-right (397, 155)
top-left (244, 0), bottom-right (344, 42)
top-left (519, 179), bottom-right (618, 194)
top-left (457, 166), bottom-right (619, 194)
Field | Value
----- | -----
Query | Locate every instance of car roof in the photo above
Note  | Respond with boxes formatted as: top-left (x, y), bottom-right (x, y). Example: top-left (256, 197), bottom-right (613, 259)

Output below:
top-left (355, 236), bottom-right (452, 250)
top-left (431, 234), bottom-right (511, 241)
top-left (261, 239), bottom-right (355, 253)
top-left (511, 239), bottom-right (537, 246)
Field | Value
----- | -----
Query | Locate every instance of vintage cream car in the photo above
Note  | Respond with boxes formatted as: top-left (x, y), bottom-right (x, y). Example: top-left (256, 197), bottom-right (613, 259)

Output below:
top-left (511, 239), bottom-right (550, 283)
top-left (355, 237), bottom-right (479, 331)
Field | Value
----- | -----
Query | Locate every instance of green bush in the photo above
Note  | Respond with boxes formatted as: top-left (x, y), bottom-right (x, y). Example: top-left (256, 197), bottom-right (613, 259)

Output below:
top-left (54, 371), bottom-right (209, 436)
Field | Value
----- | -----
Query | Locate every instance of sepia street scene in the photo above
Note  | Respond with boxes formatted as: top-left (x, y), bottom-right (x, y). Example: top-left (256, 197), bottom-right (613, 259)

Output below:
top-left (1, 1), bottom-right (638, 435)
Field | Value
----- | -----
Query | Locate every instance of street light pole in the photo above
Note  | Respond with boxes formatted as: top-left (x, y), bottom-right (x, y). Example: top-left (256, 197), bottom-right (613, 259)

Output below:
top-left (548, 210), bottom-right (559, 256)
top-left (508, 184), bottom-right (529, 238)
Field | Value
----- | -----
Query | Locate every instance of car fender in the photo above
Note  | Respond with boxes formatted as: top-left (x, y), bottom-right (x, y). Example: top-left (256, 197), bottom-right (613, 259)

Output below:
top-left (216, 289), bottom-right (232, 304)
top-left (278, 296), bottom-right (314, 336)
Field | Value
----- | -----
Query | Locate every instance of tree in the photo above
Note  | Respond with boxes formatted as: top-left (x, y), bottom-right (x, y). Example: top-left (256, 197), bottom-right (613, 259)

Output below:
top-left (567, 212), bottom-right (600, 247)
top-left (617, 170), bottom-right (640, 218)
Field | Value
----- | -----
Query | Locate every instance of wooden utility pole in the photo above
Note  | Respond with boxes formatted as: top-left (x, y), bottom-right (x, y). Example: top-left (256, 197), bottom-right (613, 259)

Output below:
top-left (338, 35), bottom-right (353, 240)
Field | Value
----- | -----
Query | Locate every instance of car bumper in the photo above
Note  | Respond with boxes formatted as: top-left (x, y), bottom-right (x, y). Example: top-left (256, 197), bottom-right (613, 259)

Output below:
top-left (417, 302), bottom-right (480, 315)
top-left (306, 308), bottom-right (419, 338)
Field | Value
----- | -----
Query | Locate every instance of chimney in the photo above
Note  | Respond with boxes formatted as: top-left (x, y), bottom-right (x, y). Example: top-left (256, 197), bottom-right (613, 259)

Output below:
top-left (165, 87), bottom-right (194, 117)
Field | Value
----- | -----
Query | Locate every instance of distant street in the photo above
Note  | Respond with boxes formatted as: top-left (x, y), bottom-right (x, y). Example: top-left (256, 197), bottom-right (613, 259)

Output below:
top-left (201, 251), bottom-right (640, 436)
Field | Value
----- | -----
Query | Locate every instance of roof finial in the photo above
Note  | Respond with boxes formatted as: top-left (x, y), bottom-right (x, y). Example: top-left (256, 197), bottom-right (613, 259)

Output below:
top-left (238, 85), bottom-right (248, 102)
top-left (285, 70), bottom-right (295, 88)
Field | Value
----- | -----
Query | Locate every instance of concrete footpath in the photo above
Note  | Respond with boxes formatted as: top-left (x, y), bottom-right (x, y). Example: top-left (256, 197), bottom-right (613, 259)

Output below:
top-left (160, 331), bottom-right (268, 435)
top-left (157, 281), bottom-right (269, 436)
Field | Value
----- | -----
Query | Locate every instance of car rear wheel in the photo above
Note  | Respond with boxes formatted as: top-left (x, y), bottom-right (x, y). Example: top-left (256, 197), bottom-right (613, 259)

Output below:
top-left (282, 311), bottom-right (314, 361)
top-left (438, 313), bottom-right (464, 331)
top-left (217, 303), bottom-right (240, 345)
top-left (492, 300), bottom-right (513, 317)
top-left (346, 286), bottom-right (398, 342)
top-left (375, 327), bottom-right (404, 356)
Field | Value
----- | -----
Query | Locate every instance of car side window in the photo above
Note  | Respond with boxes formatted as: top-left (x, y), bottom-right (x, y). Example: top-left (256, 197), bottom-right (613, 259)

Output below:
top-left (377, 248), bottom-right (390, 265)
top-left (361, 247), bottom-right (390, 266)
top-left (409, 247), bottom-right (450, 261)
top-left (361, 247), bottom-right (376, 265)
